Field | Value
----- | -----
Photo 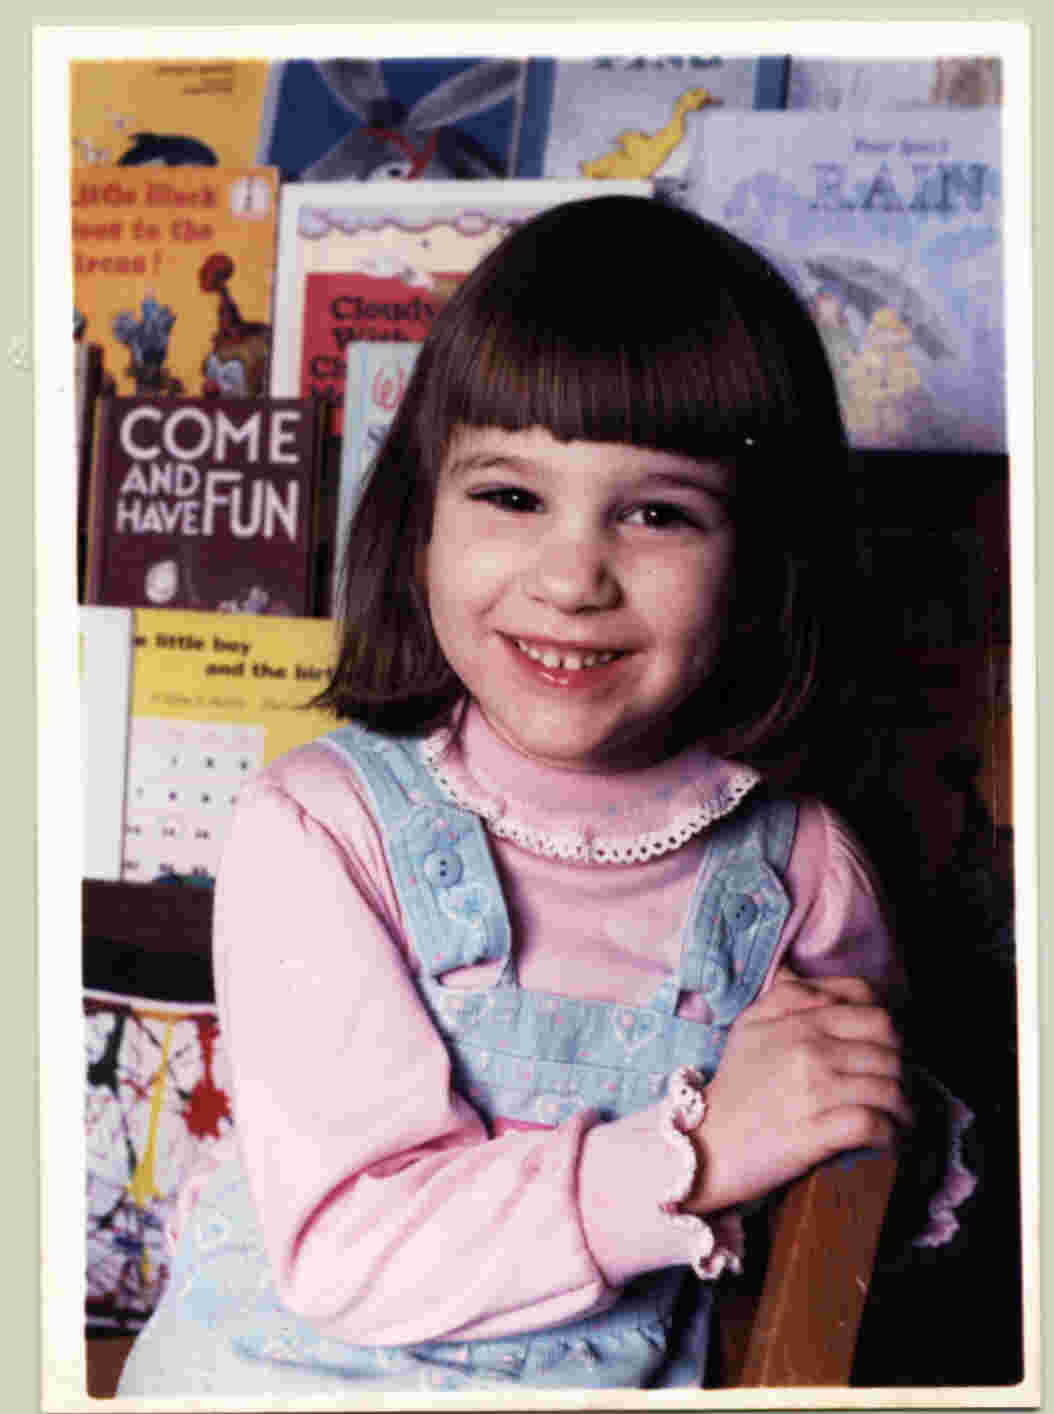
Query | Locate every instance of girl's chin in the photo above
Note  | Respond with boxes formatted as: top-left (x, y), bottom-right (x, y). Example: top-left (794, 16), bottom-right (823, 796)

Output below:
top-left (480, 711), bottom-right (663, 774)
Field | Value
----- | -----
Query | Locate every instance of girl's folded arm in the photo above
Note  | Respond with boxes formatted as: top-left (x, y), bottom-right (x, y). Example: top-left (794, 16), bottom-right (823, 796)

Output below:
top-left (569, 802), bottom-right (906, 1291)
top-left (735, 800), bottom-right (973, 1249)
top-left (770, 800), bottom-right (907, 1001)
top-left (213, 771), bottom-right (706, 1348)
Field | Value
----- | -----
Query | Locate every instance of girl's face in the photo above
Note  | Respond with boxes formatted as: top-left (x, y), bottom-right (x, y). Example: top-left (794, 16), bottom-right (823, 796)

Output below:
top-left (424, 425), bottom-right (737, 772)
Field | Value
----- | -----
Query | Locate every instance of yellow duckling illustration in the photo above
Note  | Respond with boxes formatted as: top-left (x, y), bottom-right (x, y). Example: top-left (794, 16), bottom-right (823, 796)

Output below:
top-left (580, 87), bottom-right (718, 179)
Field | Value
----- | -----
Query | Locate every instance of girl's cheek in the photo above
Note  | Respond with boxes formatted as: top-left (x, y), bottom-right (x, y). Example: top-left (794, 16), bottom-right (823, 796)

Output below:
top-left (653, 550), bottom-right (733, 613)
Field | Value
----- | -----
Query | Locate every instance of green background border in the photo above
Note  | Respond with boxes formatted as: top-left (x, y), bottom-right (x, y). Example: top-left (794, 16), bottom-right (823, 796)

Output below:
top-left (15, 9), bottom-right (1046, 1409)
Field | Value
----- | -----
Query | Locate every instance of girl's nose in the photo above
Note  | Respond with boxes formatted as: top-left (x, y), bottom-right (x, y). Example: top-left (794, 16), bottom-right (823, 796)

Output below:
top-left (523, 532), bottom-right (621, 613)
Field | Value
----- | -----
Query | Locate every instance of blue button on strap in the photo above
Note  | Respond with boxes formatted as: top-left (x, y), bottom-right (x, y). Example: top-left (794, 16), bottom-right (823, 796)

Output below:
top-left (723, 892), bottom-right (758, 931)
top-left (423, 848), bottom-right (463, 887)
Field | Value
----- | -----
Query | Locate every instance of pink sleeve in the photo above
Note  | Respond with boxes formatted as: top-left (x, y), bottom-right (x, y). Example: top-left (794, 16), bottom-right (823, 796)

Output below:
top-left (577, 1077), bottom-right (744, 1287)
top-left (213, 754), bottom-right (709, 1346)
top-left (765, 800), bottom-right (907, 1001)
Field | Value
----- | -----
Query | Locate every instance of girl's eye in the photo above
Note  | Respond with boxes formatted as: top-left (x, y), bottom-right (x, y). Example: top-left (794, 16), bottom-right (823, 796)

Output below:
top-left (623, 502), bottom-right (701, 531)
top-left (469, 487), bottom-right (542, 514)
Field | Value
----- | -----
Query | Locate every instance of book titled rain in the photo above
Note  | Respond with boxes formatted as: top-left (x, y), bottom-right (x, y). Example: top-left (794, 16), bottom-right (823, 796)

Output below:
top-left (689, 110), bottom-right (1005, 453)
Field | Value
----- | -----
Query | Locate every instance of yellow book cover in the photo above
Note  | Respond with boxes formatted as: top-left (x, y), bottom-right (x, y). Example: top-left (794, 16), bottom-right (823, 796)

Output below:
top-left (73, 166), bottom-right (279, 399)
top-left (123, 608), bottom-right (337, 881)
top-left (70, 58), bottom-right (273, 169)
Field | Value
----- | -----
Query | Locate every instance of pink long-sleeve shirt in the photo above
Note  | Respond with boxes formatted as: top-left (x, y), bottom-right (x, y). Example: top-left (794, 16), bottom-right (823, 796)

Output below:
top-left (211, 707), bottom-right (901, 1348)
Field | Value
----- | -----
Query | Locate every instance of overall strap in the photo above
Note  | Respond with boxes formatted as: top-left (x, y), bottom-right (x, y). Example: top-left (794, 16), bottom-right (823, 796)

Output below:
top-left (678, 793), bottom-right (798, 1026)
top-left (321, 724), bottom-right (513, 980)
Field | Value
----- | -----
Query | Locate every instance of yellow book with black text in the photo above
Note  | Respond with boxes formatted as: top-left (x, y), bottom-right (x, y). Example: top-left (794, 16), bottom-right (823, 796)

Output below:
top-left (122, 608), bottom-right (337, 882)
top-left (73, 165), bottom-right (279, 401)
top-left (70, 58), bottom-right (273, 170)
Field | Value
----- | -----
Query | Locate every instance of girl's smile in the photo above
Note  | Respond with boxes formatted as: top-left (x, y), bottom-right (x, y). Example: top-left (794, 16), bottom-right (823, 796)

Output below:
top-left (424, 425), bottom-right (737, 771)
top-left (503, 632), bottom-right (630, 690)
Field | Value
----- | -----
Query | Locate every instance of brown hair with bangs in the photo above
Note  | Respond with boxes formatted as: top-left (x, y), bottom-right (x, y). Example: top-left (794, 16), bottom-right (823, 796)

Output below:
top-left (314, 194), bottom-right (857, 778)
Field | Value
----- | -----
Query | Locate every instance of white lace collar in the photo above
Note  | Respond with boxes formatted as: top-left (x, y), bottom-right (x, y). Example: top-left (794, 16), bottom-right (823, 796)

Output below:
top-left (418, 709), bottom-right (761, 866)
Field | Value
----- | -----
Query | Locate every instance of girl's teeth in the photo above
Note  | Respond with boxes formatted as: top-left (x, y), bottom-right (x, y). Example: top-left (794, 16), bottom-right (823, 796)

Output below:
top-left (515, 640), bottom-right (617, 670)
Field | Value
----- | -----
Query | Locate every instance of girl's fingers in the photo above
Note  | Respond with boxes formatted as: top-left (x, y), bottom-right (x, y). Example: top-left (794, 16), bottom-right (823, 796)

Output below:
top-left (750, 972), bottom-right (845, 1020)
top-left (754, 970), bottom-right (883, 1023)
top-left (817, 1074), bottom-right (914, 1130)
top-left (809, 1000), bottom-right (902, 1050)
top-left (826, 1038), bottom-right (904, 1080)
top-left (805, 1105), bottom-right (903, 1160)
top-left (794, 973), bottom-right (881, 1007)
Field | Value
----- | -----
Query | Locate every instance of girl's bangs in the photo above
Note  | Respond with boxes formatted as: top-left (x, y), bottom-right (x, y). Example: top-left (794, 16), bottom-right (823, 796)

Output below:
top-left (434, 309), bottom-right (789, 461)
top-left (413, 194), bottom-right (843, 467)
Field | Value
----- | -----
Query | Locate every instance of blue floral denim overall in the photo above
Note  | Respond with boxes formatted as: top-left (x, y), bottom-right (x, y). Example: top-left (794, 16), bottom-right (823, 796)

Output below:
top-left (118, 724), bottom-right (797, 1397)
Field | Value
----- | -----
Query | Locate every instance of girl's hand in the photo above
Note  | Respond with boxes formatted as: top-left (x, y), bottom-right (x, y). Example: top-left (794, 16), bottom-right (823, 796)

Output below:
top-left (682, 971), bottom-right (912, 1216)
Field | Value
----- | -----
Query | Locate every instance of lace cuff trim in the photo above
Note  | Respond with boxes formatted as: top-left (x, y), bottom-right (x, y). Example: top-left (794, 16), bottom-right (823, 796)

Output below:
top-left (419, 730), bottom-right (761, 865)
top-left (658, 1066), bottom-right (744, 1280)
top-left (913, 1080), bottom-right (978, 1248)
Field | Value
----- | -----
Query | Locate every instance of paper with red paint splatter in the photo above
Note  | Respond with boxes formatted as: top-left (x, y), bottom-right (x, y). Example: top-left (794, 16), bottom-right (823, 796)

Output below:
top-left (84, 991), bottom-right (232, 1331)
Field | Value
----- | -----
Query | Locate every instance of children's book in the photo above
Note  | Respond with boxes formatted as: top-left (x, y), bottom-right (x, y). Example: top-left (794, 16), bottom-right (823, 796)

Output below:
top-left (256, 57), bottom-right (551, 183)
top-left (75, 341), bottom-right (103, 487)
top-left (85, 395), bottom-right (325, 616)
top-left (311, 430), bottom-right (344, 621)
top-left (538, 55), bottom-right (788, 182)
top-left (79, 605), bottom-right (134, 881)
top-left (688, 109), bottom-right (1005, 453)
top-left (121, 608), bottom-right (337, 882)
top-left (75, 340), bottom-right (108, 600)
top-left (70, 58), bottom-right (274, 169)
top-left (269, 178), bottom-right (652, 437)
top-left (785, 56), bottom-right (1002, 111)
top-left (72, 165), bottom-right (279, 400)
top-left (330, 340), bottom-right (422, 603)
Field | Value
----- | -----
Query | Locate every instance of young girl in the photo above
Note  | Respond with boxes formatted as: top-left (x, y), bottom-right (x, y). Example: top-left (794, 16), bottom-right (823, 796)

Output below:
top-left (119, 194), bottom-right (968, 1396)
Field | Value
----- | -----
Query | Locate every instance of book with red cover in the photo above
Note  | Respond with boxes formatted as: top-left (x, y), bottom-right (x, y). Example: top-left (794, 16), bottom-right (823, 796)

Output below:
top-left (269, 180), bottom-right (652, 437)
top-left (85, 395), bottom-right (325, 615)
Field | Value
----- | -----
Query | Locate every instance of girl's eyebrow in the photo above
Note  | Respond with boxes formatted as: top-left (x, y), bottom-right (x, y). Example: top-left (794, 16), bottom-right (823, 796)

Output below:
top-left (635, 469), bottom-right (734, 502)
top-left (444, 450), bottom-right (537, 482)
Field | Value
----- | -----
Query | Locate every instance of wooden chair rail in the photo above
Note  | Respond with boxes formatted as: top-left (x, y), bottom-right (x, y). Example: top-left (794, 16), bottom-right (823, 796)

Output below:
top-left (731, 1150), bottom-right (899, 1387)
